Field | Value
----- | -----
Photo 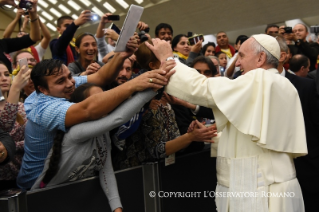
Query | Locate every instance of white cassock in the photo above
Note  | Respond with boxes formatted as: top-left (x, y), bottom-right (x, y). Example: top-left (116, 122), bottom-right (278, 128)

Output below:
top-left (165, 61), bottom-right (307, 212)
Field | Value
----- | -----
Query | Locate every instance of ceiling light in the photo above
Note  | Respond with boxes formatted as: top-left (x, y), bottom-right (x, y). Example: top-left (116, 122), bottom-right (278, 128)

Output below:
top-left (103, 2), bottom-right (116, 13)
top-left (39, 17), bottom-right (46, 23)
top-left (116, 0), bottom-right (129, 9)
top-left (13, 8), bottom-right (17, 13)
top-left (50, 8), bottom-right (62, 17)
top-left (41, 11), bottom-right (53, 20)
top-left (67, 1), bottom-right (81, 11)
top-left (38, 1), bottom-right (48, 8)
top-left (37, 5), bottom-right (42, 11)
top-left (72, 14), bottom-right (79, 20)
top-left (46, 23), bottom-right (56, 31)
top-left (92, 7), bottom-right (104, 16)
top-left (58, 5), bottom-right (71, 14)
top-left (135, 0), bottom-right (143, 4)
top-left (81, 0), bottom-right (91, 6)
top-left (49, 0), bottom-right (57, 4)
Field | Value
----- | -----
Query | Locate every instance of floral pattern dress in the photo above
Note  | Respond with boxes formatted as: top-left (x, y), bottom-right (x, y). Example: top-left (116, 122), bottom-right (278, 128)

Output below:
top-left (0, 102), bottom-right (26, 180)
top-left (113, 95), bottom-right (180, 170)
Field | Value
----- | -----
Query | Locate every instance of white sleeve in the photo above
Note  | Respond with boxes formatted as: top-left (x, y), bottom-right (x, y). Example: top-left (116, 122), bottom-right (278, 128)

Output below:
top-left (99, 138), bottom-right (122, 211)
top-left (34, 43), bottom-right (46, 61)
top-left (96, 36), bottom-right (109, 62)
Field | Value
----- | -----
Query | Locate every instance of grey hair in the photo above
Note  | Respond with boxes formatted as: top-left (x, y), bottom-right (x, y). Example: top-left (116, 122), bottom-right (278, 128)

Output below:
top-left (208, 56), bottom-right (220, 65)
top-left (275, 35), bottom-right (288, 53)
top-left (250, 38), bottom-right (279, 68)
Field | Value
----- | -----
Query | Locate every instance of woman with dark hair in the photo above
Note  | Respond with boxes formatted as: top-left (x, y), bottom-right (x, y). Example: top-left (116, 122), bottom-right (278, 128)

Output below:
top-left (191, 56), bottom-right (218, 77)
top-left (201, 42), bottom-right (216, 56)
top-left (171, 34), bottom-right (190, 63)
top-left (31, 83), bottom-right (159, 212)
top-left (113, 40), bottom-right (216, 170)
top-left (0, 61), bottom-right (31, 188)
top-left (172, 34), bottom-right (203, 65)
top-left (68, 33), bottom-right (104, 76)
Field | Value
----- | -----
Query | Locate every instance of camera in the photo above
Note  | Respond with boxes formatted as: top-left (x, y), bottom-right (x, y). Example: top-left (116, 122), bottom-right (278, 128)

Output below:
top-left (19, 0), bottom-right (32, 10)
top-left (284, 27), bottom-right (293, 34)
top-left (138, 27), bottom-right (150, 43)
top-left (188, 34), bottom-right (204, 45)
top-left (310, 26), bottom-right (319, 34)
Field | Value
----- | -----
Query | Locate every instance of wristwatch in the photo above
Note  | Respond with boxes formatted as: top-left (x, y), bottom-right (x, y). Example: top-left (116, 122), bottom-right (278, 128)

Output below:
top-left (166, 57), bottom-right (175, 61)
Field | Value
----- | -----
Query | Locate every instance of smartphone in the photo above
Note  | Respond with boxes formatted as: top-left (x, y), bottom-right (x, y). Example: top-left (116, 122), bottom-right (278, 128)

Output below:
top-left (310, 26), bottom-right (319, 34)
top-left (109, 23), bottom-right (121, 35)
top-left (188, 34), bottom-right (204, 45)
top-left (107, 15), bottom-right (120, 21)
top-left (0, 89), bottom-right (5, 101)
top-left (18, 58), bottom-right (29, 74)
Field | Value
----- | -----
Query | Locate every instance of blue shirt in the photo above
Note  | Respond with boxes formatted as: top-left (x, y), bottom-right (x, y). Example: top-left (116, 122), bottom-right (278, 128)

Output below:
top-left (17, 76), bottom-right (87, 189)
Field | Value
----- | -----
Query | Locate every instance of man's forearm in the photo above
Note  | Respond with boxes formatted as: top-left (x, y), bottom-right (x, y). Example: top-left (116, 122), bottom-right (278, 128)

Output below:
top-left (29, 12), bottom-right (41, 42)
top-left (3, 17), bottom-right (19, 38)
top-left (66, 80), bottom-right (136, 127)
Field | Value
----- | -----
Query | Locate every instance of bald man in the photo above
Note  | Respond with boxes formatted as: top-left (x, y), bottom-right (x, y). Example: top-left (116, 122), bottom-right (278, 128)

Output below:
top-left (287, 23), bottom-right (319, 71)
top-left (146, 34), bottom-right (307, 212)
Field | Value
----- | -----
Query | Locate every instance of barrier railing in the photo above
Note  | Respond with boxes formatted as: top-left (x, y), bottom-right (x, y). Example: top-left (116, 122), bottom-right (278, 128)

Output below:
top-left (0, 146), bottom-right (217, 212)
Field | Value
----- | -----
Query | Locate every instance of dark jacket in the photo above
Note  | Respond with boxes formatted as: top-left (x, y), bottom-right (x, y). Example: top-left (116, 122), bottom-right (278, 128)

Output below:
top-left (0, 35), bottom-right (35, 73)
top-left (289, 41), bottom-right (318, 71)
top-left (50, 22), bottom-right (78, 65)
top-left (285, 71), bottom-right (319, 211)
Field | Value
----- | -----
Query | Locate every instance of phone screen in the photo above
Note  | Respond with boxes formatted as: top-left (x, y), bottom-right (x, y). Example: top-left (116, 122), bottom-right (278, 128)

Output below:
top-left (188, 35), bottom-right (204, 45)
top-left (18, 58), bottom-right (29, 74)
top-left (110, 23), bottom-right (121, 35)
top-left (0, 89), bottom-right (5, 102)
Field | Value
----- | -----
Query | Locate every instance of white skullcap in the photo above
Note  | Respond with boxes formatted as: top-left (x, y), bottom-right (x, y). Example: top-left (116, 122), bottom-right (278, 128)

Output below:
top-left (252, 34), bottom-right (280, 60)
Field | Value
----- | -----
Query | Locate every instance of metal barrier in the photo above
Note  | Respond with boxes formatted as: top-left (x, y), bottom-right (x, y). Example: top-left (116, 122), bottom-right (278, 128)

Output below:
top-left (0, 147), bottom-right (217, 212)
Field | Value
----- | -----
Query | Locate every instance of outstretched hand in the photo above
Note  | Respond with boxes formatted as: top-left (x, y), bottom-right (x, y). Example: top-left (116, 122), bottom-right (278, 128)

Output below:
top-left (74, 10), bottom-right (91, 26)
top-left (11, 66), bottom-right (31, 91)
top-left (188, 120), bottom-right (217, 143)
top-left (0, 0), bottom-right (17, 7)
top-left (129, 69), bottom-right (168, 92)
top-left (145, 38), bottom-right (174, 62)
top-left (119, 36), bottom-right (138, 58)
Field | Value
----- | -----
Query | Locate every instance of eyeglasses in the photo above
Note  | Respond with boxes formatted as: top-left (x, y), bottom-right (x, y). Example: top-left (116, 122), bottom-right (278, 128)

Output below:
top-left (26, 58), bottom-right (37, 63)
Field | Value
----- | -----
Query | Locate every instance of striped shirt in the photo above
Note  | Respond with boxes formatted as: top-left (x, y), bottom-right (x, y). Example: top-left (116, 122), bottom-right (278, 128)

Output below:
top-left (17, 76), bottom-right (87, 189)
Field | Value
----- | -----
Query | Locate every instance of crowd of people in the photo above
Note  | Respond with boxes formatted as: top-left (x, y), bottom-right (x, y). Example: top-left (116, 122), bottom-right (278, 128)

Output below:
top-left (0, 0), bottom-right (319, 211)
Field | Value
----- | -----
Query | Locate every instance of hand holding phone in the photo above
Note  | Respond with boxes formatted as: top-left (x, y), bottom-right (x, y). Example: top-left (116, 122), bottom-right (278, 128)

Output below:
top-left (188, 34), bottom-right (204, 46)
top-left (18, 58), bottom-right (29, 74)
top-left (12, 58), bottom-right (31, 91)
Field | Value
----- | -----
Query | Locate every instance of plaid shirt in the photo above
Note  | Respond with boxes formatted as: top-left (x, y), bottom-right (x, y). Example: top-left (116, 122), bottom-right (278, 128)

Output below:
top-left (17, 76), bottom-right (87, 189)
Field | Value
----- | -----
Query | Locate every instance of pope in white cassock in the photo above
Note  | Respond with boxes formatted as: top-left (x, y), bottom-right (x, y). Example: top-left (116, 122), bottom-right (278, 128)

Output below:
top-left (146, 34), bottom-right (307, 212)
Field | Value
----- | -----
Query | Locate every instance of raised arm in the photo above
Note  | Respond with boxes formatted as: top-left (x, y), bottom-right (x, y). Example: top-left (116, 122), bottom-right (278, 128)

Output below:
top-left (66, 89), bottom-right (156, 142)
top-left (0, 0), bottom-right (16, 7)
top-left (87, 36), bottom-right (137, 86)
top-left (95, 13), bottom-right (112, 39)
top-left (28, 0), bottom-right (41, 42)
top-left (38, 16), bottom-right (51, 49)
top-left (0, 67), bottom-right (31, 132)
top-left (52, 11), bottom-right (91, 54)
top-left (145, 38), bottom-right (217, 108)
top-left (3, 9), bottom-right (24, 38)
top-left (65, 65), bottom-right (174, 128)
